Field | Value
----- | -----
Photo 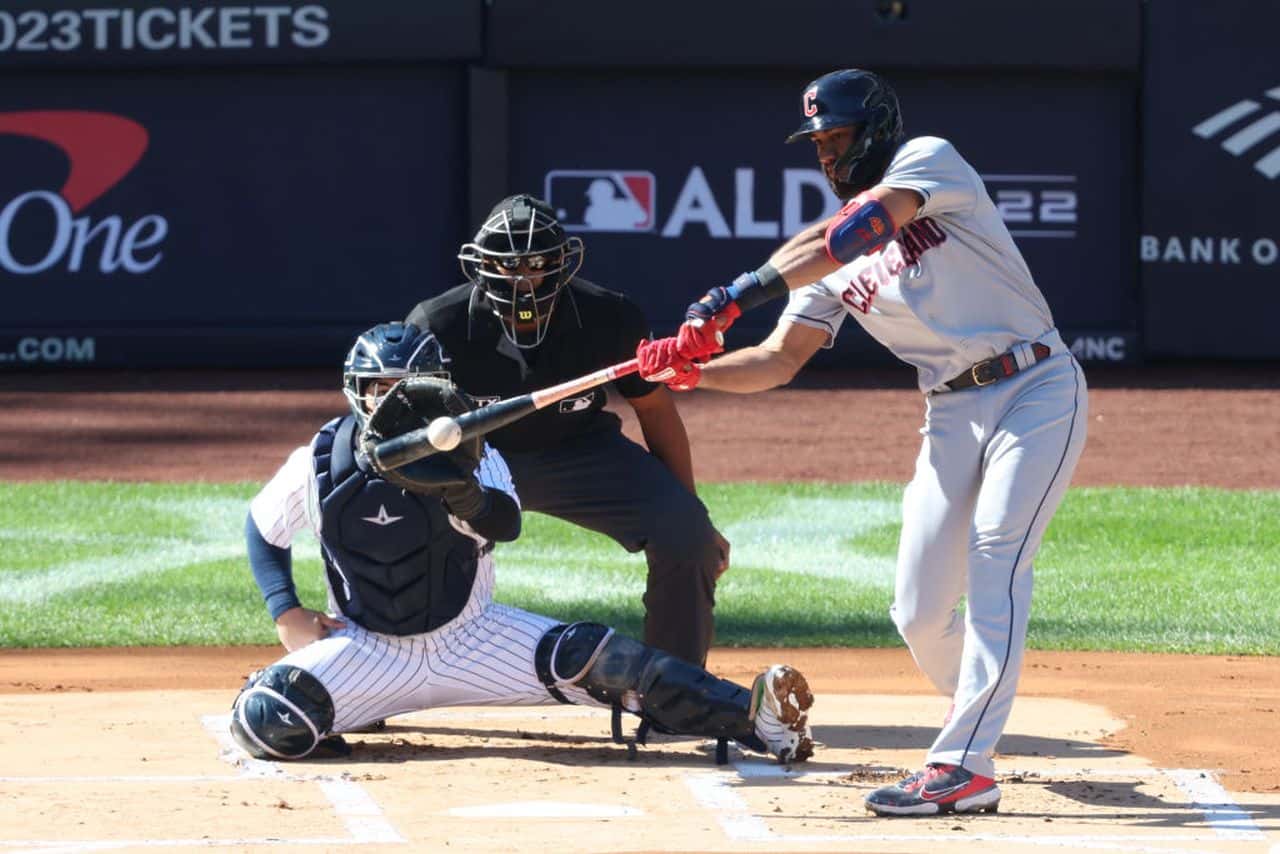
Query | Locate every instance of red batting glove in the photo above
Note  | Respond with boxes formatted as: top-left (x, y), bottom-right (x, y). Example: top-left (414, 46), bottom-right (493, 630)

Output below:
top-left (637, 337), bottom-right (684, 382)
top-left (665, 359), bottom-right (702, 392)
top-left (676, 303), bottom-right (741, 360)
top-left (635, 338), bottom-right (704, 392)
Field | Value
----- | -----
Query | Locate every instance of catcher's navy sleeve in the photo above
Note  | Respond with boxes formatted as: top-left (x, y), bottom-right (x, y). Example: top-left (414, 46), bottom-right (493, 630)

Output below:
top-left (465, 489), bottom-right (520, 543)
top-left (245, 512), bottom-right (301, 620)
top-left (454, 448), bottom-right (520, 543)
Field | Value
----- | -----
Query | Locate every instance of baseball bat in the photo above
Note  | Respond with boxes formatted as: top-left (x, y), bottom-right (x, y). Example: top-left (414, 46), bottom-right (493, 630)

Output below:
top-left (370, 357), bottom-right (640, 471)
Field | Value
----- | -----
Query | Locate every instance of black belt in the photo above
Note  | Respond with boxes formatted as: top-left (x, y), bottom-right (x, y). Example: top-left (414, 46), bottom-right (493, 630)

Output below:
top-left (945, 342), bottom-right (1051, 391)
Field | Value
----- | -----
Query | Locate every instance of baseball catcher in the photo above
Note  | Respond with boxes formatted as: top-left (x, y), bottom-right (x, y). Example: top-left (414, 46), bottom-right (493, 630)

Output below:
top-left (231, 321), bottom-right (815, 764)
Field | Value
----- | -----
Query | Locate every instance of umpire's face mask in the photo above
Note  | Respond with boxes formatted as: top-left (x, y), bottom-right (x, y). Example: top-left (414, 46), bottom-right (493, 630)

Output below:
top-left (458, 218), bottom-right (584, 349)
top-left (480, 254), bottom-right (563, 348)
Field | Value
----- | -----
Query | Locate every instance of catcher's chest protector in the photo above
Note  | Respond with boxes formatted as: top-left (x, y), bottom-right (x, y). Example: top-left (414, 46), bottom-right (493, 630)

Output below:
top-left (313, 416), bottom-right (481, 635)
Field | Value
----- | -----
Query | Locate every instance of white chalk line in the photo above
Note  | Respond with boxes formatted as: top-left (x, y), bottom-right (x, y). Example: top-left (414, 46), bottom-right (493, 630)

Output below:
top-left (683, 771), bottom-right (773, 842)
top-left (0, 775), bottom-right (243, 784)
top-left (0, 839), bottom-right (355, 852)
top-left (315, 779), bottom-right (404, 843)
top-left (0, 716), bottom-right (406, 852)
top-left (3, 707), bottom-right (1269, 850)
top-left (201, 714), bottom-right (404, 843)
top-left (1164, 768), bottom-right (1266, 841)
top-left (681, 758), bottom-right (1268, 849)
top-left (771, 834), bottom-right (1222, 853)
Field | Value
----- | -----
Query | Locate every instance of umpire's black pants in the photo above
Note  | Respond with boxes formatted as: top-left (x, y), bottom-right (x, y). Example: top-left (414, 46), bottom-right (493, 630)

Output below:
top-left (502, 427), bottom-right (720, 666)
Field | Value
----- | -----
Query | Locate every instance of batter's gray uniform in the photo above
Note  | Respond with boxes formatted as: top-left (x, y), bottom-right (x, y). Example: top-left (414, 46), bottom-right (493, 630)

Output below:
top-left (782, 136), bottom-right (1088, 778)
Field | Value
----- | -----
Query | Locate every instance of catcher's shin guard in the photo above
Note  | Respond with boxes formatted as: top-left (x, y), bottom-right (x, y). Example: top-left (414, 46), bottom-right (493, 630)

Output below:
top-left (535, 622), bottom-right (765, 752)
top-left (230, 665), bottom-right (336, 760)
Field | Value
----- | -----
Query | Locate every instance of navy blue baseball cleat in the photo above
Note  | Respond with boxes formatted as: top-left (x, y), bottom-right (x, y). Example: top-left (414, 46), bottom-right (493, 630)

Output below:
top-left (865, 763), bottom-right (1001, 816)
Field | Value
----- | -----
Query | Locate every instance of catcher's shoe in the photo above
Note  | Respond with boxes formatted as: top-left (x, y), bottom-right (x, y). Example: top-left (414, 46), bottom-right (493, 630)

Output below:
top-left (749, 664), bottom-right (815, 763)
top-left (310, 734), bottom-right (353, 759)
top-left (865, 763), bottom-right (1000, 816)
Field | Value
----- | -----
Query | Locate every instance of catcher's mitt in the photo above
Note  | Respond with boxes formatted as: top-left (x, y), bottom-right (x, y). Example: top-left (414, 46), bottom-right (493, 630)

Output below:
top-left (358, 376), bottom-right (482, 493)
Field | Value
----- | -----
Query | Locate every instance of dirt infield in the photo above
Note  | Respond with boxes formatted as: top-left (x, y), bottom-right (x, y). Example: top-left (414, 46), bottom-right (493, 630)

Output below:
top-left (2, 363), bottom-right (1277, 487)
top-left (1, 364), bottom-right (1278, 850)
top-left (3, 647), bottom-right (1279, 851)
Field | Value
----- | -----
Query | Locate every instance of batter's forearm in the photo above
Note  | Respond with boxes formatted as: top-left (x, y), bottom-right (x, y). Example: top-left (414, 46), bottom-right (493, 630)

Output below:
top-left (766, 223), bottom-right (839, 290)
top-left (699, 346), bottom-right (802, 393)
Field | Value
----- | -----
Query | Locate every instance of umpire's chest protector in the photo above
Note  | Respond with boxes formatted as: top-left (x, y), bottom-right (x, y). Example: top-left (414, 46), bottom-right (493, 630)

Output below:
top-left (313, 416), bottom-right (481, 635)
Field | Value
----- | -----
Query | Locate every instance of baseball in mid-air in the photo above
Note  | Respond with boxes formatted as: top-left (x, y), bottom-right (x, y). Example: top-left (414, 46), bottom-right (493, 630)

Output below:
top-left (427, 416), bottom-right (462, 451)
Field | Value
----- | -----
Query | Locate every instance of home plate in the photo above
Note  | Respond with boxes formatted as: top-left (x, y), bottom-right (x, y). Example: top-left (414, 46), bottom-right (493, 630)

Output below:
top-left (447, 801), bottom-right (644, 819)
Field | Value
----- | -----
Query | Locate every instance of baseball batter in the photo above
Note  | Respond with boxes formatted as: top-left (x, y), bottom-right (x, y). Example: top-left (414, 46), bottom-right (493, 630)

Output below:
top-left (230, 321), bottom-right (815, 765)
top-left (637, 68), bottom-right (1088, 816)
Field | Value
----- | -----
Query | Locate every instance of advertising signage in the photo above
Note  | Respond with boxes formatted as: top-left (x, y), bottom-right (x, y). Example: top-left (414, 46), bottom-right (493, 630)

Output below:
top-left (1141, 1), bottom-right (1279, 358)
top-left (0, 66), bottom-right (467, 368)
top-left (0, 0), bottom-right (481, 68)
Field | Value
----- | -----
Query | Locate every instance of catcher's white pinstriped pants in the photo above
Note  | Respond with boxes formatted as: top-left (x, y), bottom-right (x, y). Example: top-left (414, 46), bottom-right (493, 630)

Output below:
top-left (277, 602), bottom-right (594, 734)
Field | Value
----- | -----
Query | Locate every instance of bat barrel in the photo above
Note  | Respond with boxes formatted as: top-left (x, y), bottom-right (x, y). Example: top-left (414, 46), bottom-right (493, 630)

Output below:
top-left (451, 394), bottom-right (536, 440)
top-left (369, 357), bottom-right (639, 472)
top-left (371, 425), bottom-right (438, 470)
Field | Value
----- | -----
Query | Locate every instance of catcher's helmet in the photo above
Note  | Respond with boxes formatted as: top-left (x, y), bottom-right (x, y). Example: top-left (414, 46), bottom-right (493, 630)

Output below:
top-left (786, 69), bottom-right (905, 199)
top-left (342, 322), bottom-right (450, 426)
top-left (458, 194), bottom-right (585, 349)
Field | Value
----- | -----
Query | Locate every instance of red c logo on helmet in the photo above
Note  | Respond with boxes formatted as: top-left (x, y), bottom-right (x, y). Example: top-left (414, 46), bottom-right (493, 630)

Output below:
top-left (0, 110), bottom-right (149, 214)
top-left (802, 87), bottom-right (819, 117)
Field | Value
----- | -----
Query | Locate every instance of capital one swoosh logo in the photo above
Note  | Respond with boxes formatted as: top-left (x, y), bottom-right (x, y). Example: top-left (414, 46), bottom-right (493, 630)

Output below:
top-left (0, 110), bottom-right (168, 275)
top-left (0, 110), bottom-right (149, 213)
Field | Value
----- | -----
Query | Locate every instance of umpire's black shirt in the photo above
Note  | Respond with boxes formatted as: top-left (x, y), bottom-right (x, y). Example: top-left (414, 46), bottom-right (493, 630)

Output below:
top-left (406, 279), bottom-right (655, 453)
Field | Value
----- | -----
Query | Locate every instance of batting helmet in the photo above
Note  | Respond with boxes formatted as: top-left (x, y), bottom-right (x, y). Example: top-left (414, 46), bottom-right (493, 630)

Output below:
top-left (342, 322), bottom-right (450, 426)
top-left (786, 69), bottom-right (905, 199)
top-left (458, 194), bottom-right (585, 349)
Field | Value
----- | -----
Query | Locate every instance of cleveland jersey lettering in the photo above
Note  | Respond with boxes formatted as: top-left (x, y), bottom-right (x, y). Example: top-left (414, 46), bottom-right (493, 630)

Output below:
top-left (784, 137), bottom-right (1056, 393)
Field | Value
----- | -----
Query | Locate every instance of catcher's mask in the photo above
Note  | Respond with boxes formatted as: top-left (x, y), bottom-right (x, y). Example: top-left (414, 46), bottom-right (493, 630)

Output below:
top-left (342, 322), bottom-right (451, 427)
top-left (458, 194), bottom-right (584, 349)
top-left (786, 68), bottom-right (904, 200)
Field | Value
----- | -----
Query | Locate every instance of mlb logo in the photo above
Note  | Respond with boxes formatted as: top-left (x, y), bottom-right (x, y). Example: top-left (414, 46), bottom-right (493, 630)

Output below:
top-left (544, 171), bottom-right (656, 233)
top-left (558, 392), bottom-right (596, 413)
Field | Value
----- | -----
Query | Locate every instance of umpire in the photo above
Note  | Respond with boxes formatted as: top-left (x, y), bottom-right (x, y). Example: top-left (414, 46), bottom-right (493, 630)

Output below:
top-left (406, 194), bottom-right (727, 665)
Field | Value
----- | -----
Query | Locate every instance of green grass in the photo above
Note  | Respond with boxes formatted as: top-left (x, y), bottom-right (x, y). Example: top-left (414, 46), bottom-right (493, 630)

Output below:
top-left (1, 481), bottom-right (1277, 652)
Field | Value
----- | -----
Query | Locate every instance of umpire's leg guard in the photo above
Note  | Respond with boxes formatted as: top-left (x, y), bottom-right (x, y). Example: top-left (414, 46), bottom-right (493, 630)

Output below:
top-left (534, 622), bottom-right (767, 753)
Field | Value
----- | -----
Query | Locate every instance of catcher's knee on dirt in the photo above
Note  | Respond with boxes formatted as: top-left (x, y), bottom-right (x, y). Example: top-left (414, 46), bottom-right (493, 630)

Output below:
top-left (230, 665), bottom-right (336, 760)
top-left (534, 622), bottom-right (763, 750)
